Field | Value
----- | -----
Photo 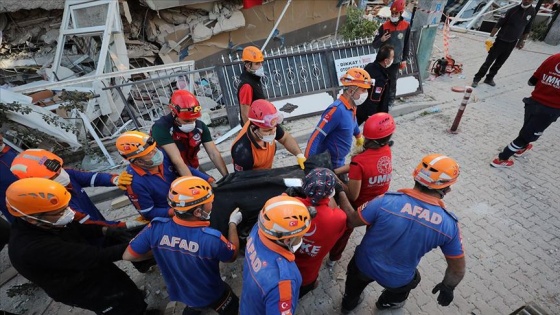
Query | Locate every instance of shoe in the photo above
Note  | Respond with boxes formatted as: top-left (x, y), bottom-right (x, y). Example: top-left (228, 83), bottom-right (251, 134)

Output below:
top-left (471, 80), bottom-right (479, 87)
top-left (490, 158), bottom-right (514, 168)
top-left (341, 294), bottom-right (364, 314)
top-left (375, 301), bottom-right (406, 310)
top-left (484, 79), bottom-right (496, 86)
top-left (388, 140), bottom-right (394, 147)
top-left (326, 259), bottom-right (336, 268)
top-left (514, 143), bottom-right (533, 157)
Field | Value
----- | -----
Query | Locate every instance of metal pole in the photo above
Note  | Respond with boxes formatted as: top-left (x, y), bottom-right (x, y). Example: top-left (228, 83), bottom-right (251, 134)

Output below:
top-left (115, 86), bottom-right (141, 129)
top-left (262, 0), bottom-right (292, 51)
top-left (335, 3), bottom-right (343, 38)
top-left (449, 86), bottom-right (473, 133)
top-left (77, 111), bottom-right (116, 167)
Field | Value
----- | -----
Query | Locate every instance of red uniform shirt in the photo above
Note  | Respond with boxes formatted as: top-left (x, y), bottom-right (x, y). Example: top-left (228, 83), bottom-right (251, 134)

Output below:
top-left (531, 53), bottom-right (560, 109)
top-left (294, 197), bottom-right (347, 286)
top-left (348, 146), bottom-right (392, 208)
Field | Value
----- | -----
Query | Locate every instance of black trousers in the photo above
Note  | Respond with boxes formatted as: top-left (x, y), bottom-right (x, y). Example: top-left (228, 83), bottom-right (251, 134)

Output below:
top-left (0, 216), bottom-right (10, 252)
top-left (386, 63), bottom-right (400, 106)
top-left (182, 283), bottom-right (239, 315)
top-left (498, 98), bottom-right (560, 160)
top-left (474, 38), bottom-right (517, 82)
top-left (342, 255), bottom-right (421, 310)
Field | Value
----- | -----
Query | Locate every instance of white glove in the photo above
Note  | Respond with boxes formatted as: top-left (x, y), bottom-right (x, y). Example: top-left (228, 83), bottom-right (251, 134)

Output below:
top-left (229, 208), bottom-right (242, 225)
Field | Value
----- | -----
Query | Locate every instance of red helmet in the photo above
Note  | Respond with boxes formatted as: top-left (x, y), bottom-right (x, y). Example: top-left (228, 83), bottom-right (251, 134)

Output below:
top-left (248, 99), bottom-right (283, 129)
top-left (391, 0), bottom-right (406, 13)
top-left (170, 90), bottom-right (201, 120)
top-left (363, 113), bottom-right (395, 140)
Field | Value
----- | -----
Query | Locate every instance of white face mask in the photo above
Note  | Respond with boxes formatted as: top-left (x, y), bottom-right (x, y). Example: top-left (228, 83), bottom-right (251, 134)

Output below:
top-left (54, 169), bottom-right (71, 187)
top-left (198, 207), bottom-right (211, 221)
top-left (390, 16), bottom-right (400, 23)
top-left (521, 3), bottom-right (532, 9)
top-left (15, 207), bottom-right (75, 227)
top-left (386, 58), bottom-right (394, 67)
top-left (287, 238), bottom-right (303, 253)
top-left (178, 122), bottom-right (196, 133)
top-left (262, 134), bottom-right (276, 143)
top-left (253, 67), bottom-right (265, 77)
top-left (328, 189), bottom-right (336, 199)
top-left (355, 92), bottom-right (368, 106)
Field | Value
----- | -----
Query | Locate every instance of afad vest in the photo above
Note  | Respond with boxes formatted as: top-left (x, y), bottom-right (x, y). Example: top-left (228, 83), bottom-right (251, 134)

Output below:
top-left (237, 70), bottom-right (265, 110)
top-left (156, 114), bottom-right (205, 168)
top-left (381, 19), bottom-right (410, 63)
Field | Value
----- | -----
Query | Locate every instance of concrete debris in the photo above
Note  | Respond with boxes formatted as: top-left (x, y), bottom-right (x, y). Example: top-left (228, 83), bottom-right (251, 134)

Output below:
top-left (0, 0), bottom-right (65, 13)
top-left (192, 23), bottom-right (213, 43)
top-left (213, 11), bottom-right (245, 35)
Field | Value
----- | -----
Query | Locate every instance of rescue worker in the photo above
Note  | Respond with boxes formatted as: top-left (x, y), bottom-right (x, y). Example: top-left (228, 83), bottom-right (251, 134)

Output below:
top-left (305, 68), bottom-right (372, 171)
top-left (327, 113), bottom-right (395, 268)
top-left (7, 178), bottom-right (147, 315)
top-left (10, 149), bottom-right (135, 228)
top-left (372, 0), bottom-right (410, 108)
top-left (124, 176), bottom-right (241, 315)
top-left (294, 168), bottom-right (347, 298)
top-left (240, 195), bottom-right (311, 314)
top-left (471, 0), bottom-right (536, 87)
top-left (116, 131), bottom-right (210, 220)
top-left (238, 46), bottom-right (266, 125)
top-left (491, 53), bottom-right (560, 167)
top-left (152, 90), bottom-right (228, 178)
top-left (231, 99), bottom-right (306, 171)
top-left (0, 133), bottom-right (18, 223)
top-left (340, 154), bottom-right (465, 312)
top-left (357, 45), bottom-right (395, 123)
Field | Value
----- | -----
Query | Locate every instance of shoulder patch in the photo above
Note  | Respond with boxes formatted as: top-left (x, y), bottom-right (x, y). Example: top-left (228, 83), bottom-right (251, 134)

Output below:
top-left (202, 227), bottom-right (223, 238)
top-left (441, 208), bottom-right (459, 222)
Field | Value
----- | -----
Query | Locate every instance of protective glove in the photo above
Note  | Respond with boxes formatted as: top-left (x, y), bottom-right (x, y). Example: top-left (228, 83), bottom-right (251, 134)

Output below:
top-left (431, 283), bottom-right (454, 306)
top-left (125, 216), bottom-right (149, 229)
top-left (485, 37), bottom-right (494, 52)
top-left (355, 135), bottom-right (364, 147)
top-left (229, 208), bottom-right (243, 225)
top-left (105, 227), bottom-right (135, 243)
top-left (296, 153), bottom-right (306, 170)
top-left (113, 171), bottom-right (133, 190)
top-left (399, 61), bottom-right (407, 70)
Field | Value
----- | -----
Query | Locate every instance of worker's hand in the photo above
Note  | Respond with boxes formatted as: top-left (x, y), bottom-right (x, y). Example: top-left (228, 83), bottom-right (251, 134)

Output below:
top-left (229, 208), bottom-right (243, 225)
top-left (399, 61), bottom-right (407, 70)
top-left (516, 39), bottom-right (525, 50)
top-left (296, 153), bottom-right (306, 170)
top-left (113, 171), bottom-right (133, 190)
top-left (381, 30), bottom-right (391, 42)
top-left (485, 37), bottom-right (494, 52)
top-left (355, 135), bottom-right (364, 147)
top-left (125, 216), bottom-right (149, 229)
top-left (431, 283), bottom-right (454, 306)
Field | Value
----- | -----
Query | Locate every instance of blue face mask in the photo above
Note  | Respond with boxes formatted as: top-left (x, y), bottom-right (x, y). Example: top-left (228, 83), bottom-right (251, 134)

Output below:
top-left (150, 149), bottom-right (164, 166)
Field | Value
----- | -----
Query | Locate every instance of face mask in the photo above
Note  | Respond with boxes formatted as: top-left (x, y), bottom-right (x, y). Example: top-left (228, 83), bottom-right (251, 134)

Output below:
top-left (54, 169), bottom-right (71, 187)
top-left (199, 208), bottom-right (211, 221)
top-left (261, 133), bottom-right (276, 143)
top-left (355, 92), bottom-right (368, 106)
top-left (178, 122), bottom-right (196, 133)
top-left (51, 208), bottom-right (75, 226)
top-left (328, 189), bottom-right (336, 199)
top-left (288, 238), bottom-right (303, 253)
top-left (521, 3), bottom-right (532, 9)
top-left (390, 16), bottom-right (400, 23)
top-left (253, 67), bottom-right (265, 77)
top-left (386, 58), bottom-right (394, 67)
top-left (150, 149), bottom-right (164, 166)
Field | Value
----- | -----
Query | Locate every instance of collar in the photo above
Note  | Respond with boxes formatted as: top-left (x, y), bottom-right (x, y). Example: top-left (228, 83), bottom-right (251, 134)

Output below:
top-left (339, 94), bottom-right (355, 111)
top-left (302, 197), bottom-right (330, 207)
top-left (398, 188), bottom-right (446, 208)
top-left (172, 216), bottom-right (211, 227)
top-left (0, 145), bottom-right (10, 155)
top-left (247, 125), bottom-right (267, 150)
top-left (257, 229), bottom-right (295, 261)
top-left (130, 162), bottom-right (163, 176)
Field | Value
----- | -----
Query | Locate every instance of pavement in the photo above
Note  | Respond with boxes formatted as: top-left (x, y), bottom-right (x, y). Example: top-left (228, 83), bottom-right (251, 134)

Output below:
top-left (1, 30), bottom-right (559, 315)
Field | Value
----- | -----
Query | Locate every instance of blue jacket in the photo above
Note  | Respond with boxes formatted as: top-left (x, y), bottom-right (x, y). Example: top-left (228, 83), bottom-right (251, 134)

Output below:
top-left (240, 225), bottom-right (301, 315)
top-left (305, 96), bottom-right (361, 168)
top-left (0, 146), bottom-right (18, 222)
top-left (128, 217), bottom-right (235, 307)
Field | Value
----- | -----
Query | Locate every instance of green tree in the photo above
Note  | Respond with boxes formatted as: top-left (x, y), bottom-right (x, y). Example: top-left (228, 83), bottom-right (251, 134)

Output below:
top-left (340, 7), bottom-right (379, 40)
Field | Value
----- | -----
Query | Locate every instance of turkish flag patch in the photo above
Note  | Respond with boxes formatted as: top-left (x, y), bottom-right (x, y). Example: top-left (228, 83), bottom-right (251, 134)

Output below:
top-left (279, 300), bottom-right (292, 314)
top-left (289, 221), bottom-right (297, 227)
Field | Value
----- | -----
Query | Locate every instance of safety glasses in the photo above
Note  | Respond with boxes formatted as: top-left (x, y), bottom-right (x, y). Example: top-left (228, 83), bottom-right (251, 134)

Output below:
top-left (249, 112), bottom-right (284, 128)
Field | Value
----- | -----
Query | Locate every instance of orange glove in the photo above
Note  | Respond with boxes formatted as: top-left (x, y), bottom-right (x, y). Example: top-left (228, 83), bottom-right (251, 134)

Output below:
top-left (399, 61), bottom-right (407, 70)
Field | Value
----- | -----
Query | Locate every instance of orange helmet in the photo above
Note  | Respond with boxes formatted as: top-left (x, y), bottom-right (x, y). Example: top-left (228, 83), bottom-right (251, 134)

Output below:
top-left (10, 149), bottom-right (63, 179)
top-left (6, 178), bottom-right (71, 217)
top-left (242, 46), bottom-right (264, 63)
top-left (249, 99), bottom-right (283, 129)
top-left (170, 90), bottom-right (202, 120)
top-left (413, 154), bottom-right (460, 189)
top-left (116, 131), bottom-right (157, 160)
top-left (391, 0), bottom-right (406, 13)
top-left (340, 68), bottom-right (372, 89)
top-left (167, 176), bottom-right (214, 212)
top-left (363, 113), bottom-right (396, 139)
top-left (258, 195), bottom-right (311, 241)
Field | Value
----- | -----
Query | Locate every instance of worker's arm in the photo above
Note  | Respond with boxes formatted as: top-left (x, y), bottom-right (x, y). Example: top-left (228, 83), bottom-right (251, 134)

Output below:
top-left (238, 84), bottom-right (253, 125)
top-left (346, 179), bottom-right (361, 202)
top-left (202, 141), bottom-right (229, 176)
top-left (442, 256), bottom-right (466, 288)
top-left (278, 132), bottom-right (303, 157)
top-left (160, 143), bottom-right (192, 176)
top-left (338, 191), bottom-right (366, 228)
